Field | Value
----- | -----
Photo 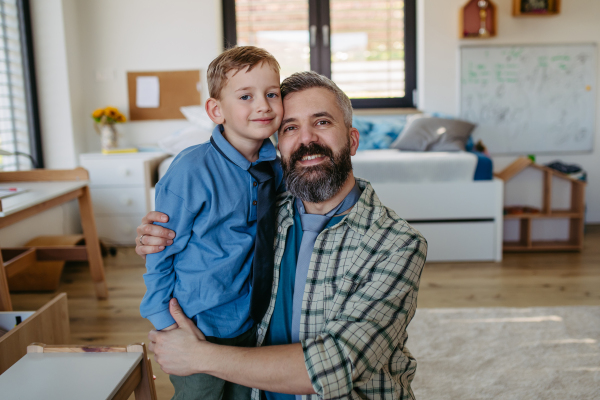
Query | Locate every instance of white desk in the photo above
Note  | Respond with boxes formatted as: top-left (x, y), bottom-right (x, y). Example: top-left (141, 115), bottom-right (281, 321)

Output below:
top-left (0, 352), bottom-right (142, 399)
top-left (0, 168), bottom-right (108, 311)
top-left (0, 181), bottom-right (88, 216)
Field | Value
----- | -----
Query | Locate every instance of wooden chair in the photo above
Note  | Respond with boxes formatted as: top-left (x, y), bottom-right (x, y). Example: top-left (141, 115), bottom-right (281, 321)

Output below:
top-left (0, 341), bottom-right (157, 400)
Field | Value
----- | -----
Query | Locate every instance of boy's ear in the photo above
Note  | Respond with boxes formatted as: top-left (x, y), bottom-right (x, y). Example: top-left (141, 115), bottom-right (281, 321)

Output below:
top-left (205, 98), bottom-right (225, 125)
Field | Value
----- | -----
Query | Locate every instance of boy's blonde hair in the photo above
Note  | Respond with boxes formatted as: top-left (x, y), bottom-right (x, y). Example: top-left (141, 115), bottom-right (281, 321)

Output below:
top-left (207, 46), bottom-right (280, 100)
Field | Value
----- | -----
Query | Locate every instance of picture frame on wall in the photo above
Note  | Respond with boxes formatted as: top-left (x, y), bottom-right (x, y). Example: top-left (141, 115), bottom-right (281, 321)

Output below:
top-left (520, 0), bottom-right (549, 13)
top-left (513, 0), bottom-right (560, 16)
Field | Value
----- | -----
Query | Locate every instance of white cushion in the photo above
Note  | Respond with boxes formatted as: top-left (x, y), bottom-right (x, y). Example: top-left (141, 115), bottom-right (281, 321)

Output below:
top-left (158, 125), bottom-right (212, 155)
top-left (179, 106), bottom-right (215, 131)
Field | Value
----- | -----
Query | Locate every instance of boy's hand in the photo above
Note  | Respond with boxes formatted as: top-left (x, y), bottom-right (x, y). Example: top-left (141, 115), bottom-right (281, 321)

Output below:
top-left (136, 211), bottom-right (176, 259)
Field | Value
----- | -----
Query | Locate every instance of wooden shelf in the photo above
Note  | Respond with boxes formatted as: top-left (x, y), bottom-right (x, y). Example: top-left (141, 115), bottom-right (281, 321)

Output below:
top-left (498, 157), bottom-right (585, 252)
top-left (504, 212), bottom-right (582, 219)
top-left (504, 241), bottom-right (582, 252)
top-left (512, 0), bottom-right (561, 17)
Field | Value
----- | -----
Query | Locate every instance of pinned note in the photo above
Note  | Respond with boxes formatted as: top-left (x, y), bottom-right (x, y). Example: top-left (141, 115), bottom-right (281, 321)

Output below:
top-left (136, 76), bottom-right (160, 108)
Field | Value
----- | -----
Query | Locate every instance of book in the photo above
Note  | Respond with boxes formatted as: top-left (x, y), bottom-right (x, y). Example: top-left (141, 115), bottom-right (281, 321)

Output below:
top-left (101, 148), bottom-right (139, 155)
top-left (0, 187), bottom-right (28, 200)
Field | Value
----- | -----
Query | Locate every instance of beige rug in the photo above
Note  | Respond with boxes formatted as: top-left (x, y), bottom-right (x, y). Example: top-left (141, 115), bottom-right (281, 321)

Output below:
top-left (406, 306), bottom-right (600, 399)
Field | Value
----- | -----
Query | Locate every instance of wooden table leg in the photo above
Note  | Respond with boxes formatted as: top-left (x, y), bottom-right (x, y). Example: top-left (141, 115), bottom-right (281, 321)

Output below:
top-left (77, 186), bottom-right (108, 299)
top-left (0, 250), bottom-right (13, 311)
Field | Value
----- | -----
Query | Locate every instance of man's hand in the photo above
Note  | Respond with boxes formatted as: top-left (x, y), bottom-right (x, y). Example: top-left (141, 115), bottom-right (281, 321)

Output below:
top-left (136, 211), bottom-right (176, 259)
top-left (161, 322), bottom-right (179, 331)
top-left (148, 298), bottom-right (209, 376)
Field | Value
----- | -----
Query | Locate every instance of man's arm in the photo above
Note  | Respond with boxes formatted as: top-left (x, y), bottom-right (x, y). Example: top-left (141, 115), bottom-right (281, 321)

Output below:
top-left (149, 299), bottom-right (316, 395)
top-left (149, 236), bottom-right (425, 398)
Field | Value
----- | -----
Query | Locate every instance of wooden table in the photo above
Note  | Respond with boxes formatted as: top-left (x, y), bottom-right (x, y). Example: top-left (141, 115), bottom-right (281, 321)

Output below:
top-left (0, 168), bottom-right (108, 311)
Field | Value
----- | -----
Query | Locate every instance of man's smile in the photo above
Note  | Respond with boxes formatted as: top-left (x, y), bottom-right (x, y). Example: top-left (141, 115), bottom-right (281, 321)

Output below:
top-left (299, 154), bottom-right (327, 166)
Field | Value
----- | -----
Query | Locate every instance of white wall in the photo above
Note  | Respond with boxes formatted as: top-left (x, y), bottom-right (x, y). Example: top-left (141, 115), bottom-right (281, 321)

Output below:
top-left (31, 0), bottom-right (80, 169)
top-left (74, 0), bottom-right (222, 150)
top-left (418, 0), bottom-right (600, 223)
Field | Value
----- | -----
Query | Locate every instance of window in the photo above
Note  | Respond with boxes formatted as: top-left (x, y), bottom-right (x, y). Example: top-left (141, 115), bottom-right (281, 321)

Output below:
top-left (0, 0), bottom-right (42, 170)
top-left (223, 0), bottom-right (416, 108)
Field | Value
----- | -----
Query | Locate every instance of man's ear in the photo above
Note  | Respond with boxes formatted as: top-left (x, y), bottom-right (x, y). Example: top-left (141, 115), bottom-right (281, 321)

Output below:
top-left (349, 127), bottom-right (360, 156)
top-left (205, 98), bottom-right (225, 125)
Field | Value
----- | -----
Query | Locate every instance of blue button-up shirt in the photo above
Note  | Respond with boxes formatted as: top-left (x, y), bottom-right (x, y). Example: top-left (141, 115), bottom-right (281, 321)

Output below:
top-left (140, 125), bottom-right (284, 338)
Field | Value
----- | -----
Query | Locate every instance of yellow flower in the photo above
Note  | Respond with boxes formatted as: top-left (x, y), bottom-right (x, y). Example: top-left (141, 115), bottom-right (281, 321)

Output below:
top-left (92, 108), bottom-right (104, 118)
top-left (105, 106), bottom-right (119, 119)
top-left (116, 113), bottom-right (126, 123)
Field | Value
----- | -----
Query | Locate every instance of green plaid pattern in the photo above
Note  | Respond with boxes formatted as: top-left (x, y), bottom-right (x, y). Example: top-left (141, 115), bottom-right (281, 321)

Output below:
top-left (253, 178), bottom-right (427, 400)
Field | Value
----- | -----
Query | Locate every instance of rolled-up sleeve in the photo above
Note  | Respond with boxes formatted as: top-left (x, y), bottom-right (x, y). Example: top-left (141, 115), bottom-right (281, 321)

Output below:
top-left (301, 236), bottom-right (427, 399)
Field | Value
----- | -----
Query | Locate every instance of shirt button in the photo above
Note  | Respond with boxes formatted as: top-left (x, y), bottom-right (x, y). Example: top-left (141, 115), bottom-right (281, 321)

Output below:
top-left (278, 226), bottom-right (282, 233)
top-left (253, 181), bottom-right (257, 187)
top-left (258, 328), bottom-right (263, 335)
top-left (253, 200), bottom-right (257, 206)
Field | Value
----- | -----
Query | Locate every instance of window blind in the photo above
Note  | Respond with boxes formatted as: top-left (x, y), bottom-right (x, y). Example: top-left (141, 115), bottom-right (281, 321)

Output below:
top-left (0, 0), bottom-right (31, 170)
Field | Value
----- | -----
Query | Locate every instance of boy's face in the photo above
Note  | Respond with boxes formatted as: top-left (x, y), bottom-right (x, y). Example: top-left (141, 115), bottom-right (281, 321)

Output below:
top-left (214, 62), bottom-right (283, 142)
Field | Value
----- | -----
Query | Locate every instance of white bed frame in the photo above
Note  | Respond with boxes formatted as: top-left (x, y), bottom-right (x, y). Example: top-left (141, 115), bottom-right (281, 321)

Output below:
top-left (151, 156), bottom-right (504, 263)
top-left (371, 178), bottom-right (504, 262)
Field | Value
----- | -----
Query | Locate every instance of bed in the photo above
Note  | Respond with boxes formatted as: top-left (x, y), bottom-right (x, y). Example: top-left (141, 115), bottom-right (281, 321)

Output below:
top-left (154, 150), bottom-right (502, 262)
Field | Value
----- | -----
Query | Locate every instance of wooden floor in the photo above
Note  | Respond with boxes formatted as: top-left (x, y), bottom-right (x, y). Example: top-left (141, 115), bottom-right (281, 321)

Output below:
top-left (9, 225), bottom-right (600, 399)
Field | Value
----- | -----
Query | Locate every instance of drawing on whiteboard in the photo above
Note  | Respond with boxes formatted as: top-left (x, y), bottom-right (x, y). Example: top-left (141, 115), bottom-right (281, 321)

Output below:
top-left (460, 44), bottom-right (596, 154)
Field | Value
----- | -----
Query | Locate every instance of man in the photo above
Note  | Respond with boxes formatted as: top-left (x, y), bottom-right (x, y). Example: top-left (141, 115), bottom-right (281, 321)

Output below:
top-left (136, 71), bottom-right (427, 399)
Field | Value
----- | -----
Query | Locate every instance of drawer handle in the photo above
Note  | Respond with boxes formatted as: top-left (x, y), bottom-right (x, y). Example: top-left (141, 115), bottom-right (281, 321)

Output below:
top-left (118, 167), bottom-right (131, 177)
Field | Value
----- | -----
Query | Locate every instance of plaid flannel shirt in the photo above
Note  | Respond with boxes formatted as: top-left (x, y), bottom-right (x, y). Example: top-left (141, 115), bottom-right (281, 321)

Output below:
top-left (253, 178), bottom-right (427, 400)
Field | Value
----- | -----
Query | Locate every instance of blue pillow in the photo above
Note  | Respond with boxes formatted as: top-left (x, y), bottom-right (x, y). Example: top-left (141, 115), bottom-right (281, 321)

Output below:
top-left (353, 116), bottom-right (407, 151)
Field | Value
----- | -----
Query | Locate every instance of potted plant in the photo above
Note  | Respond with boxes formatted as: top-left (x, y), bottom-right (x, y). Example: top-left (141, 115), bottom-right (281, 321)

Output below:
top-left (92, 106), bottom-right (127, 150)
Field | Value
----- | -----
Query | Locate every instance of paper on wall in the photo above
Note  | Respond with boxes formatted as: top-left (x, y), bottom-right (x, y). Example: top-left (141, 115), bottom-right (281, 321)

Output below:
top-left (136, 76), bottom-right (160, 108)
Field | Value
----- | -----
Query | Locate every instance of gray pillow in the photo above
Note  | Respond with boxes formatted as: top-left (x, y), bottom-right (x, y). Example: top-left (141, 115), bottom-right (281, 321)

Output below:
top-left (390, 116), bottom-right (476, 151)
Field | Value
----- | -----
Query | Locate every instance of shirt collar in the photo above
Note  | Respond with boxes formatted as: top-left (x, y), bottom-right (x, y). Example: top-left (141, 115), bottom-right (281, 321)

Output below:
top-left (278, 178), bottom-right (383, 236)
top-left (211, 124), bottom-right (277, 171)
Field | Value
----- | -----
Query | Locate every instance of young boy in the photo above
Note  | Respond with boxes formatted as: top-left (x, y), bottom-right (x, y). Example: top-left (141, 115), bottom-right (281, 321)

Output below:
top-left (140, 46), bottom-right (284, 400)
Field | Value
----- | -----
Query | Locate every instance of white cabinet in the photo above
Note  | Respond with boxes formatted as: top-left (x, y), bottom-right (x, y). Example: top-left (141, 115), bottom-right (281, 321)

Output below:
top-left (79, 152), bottom-right (168, 245)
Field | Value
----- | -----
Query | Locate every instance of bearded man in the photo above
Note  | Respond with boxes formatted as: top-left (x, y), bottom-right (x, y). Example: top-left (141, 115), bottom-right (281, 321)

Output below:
top-left (136, 71), bottom-right (427, 400)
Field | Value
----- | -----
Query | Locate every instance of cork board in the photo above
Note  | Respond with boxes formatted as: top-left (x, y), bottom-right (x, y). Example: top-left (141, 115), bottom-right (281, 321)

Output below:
top-left (127, 70), bottom-right (201, 121)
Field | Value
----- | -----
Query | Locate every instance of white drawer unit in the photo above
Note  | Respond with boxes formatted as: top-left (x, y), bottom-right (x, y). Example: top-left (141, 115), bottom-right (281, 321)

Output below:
top-left (89, 187), bottom-right (147, 215)
top-left (80, 152), bottom-right (168, 245)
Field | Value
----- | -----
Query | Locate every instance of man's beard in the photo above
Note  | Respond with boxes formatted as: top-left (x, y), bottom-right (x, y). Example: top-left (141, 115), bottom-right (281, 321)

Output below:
top-left (282, 139), bottom-right (353, 203)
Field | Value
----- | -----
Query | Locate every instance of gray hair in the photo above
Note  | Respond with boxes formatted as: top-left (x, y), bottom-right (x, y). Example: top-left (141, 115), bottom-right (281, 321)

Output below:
top-left (280, 71), bottom-right (353, 128)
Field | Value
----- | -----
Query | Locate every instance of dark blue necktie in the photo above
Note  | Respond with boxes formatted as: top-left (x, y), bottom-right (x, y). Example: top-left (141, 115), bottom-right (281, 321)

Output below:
top-left (247, 161), bottom-right (276, 323)
top-left (210, 137), bottom-right (275, 323)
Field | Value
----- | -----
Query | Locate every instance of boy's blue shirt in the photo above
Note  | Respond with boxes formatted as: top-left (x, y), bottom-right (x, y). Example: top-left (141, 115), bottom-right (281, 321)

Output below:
top-left (140, 124), bottom-right (284, 338)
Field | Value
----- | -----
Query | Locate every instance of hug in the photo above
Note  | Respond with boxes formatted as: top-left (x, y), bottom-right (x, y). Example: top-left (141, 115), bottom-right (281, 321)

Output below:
top-left (137, 46), bottom-right (427, 400)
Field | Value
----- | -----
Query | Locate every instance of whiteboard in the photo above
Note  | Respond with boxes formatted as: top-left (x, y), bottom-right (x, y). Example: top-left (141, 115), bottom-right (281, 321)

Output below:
top-left (460, 44), bottom-right (596, 154)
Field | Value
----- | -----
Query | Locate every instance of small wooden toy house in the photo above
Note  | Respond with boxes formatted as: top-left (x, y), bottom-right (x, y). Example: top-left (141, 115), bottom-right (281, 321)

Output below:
top-left (460, 0), bottom-right (497, 39)
top-left (497, 157), bottom-right (586, 251)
